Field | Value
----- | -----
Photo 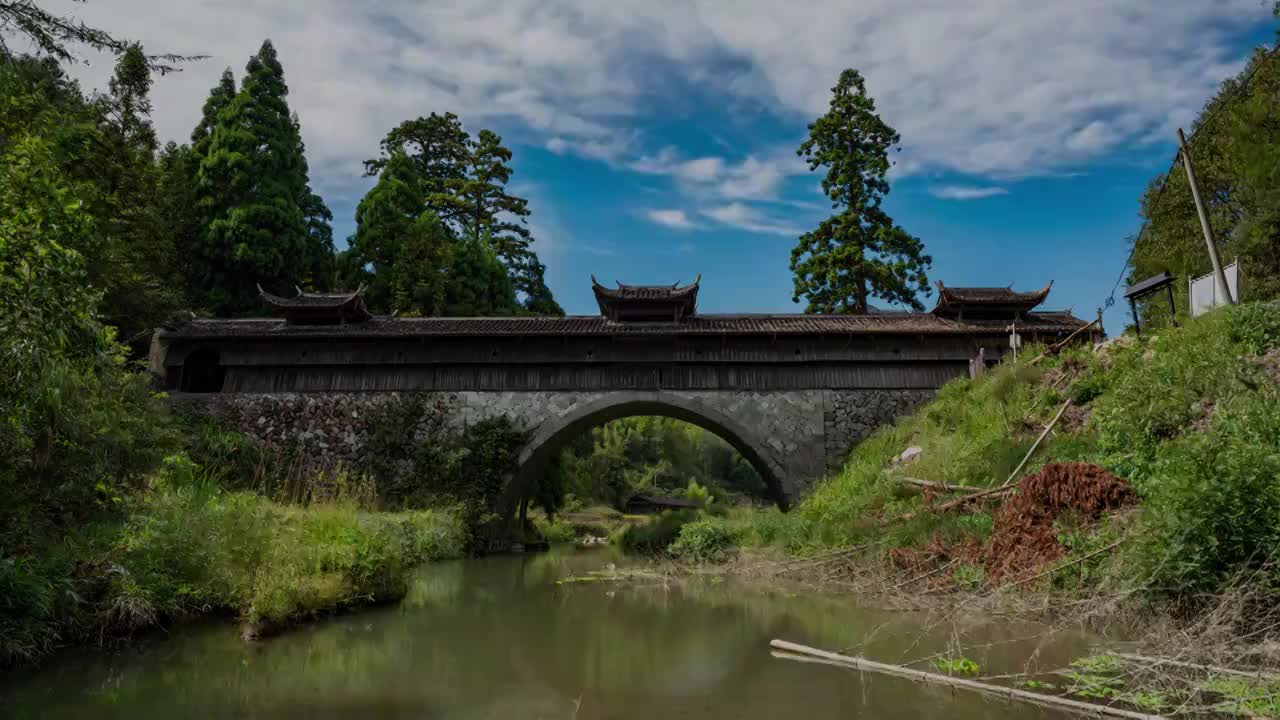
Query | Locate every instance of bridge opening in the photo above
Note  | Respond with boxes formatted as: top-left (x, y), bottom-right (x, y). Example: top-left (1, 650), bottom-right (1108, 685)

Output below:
top-left (502, 395), bottom-right (790, 533)
top-left (180, 348), bottom-right (226, 393)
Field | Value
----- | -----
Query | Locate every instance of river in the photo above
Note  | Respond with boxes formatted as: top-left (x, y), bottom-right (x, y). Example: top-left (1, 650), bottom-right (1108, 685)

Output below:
top-left (4, 548), bottom-right (1091, 718)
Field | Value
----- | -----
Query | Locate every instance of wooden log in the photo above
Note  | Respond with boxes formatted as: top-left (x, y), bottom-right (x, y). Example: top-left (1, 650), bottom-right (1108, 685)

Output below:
top-left (770, 640), bottom-right (1165, 719)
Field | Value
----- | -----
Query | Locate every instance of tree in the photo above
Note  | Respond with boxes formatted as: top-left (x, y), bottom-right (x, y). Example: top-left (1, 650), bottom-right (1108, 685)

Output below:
top-left (191, 40), bottom-right (333, 315)
top-left (190, 69), bottom-right (235, 162)
top-left (0, 0), bottom-right (198, 72)
top-left (92, 44), bottom-right (185, 351)
top-left (366, 117), bottom-right (563, 315)
top-left (1130, 43), bottom-right (1280, 324)
top-left (790, 68), bottom-right (930, 313)
top-left (441, 234), bottom-right (519, 316)
top-left (345, 149), bottom-right (430, 312)
top-left (390, 213), bottom-right (452, 317)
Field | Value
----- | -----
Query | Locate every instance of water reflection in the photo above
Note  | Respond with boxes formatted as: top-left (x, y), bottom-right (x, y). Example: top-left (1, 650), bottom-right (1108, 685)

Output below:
top-left (5, 548), bottom-right (1087, 719)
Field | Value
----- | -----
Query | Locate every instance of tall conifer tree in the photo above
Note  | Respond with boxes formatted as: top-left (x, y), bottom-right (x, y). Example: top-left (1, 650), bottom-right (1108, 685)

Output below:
top-left (790, 68), bottom-right (930, 314)
top-left (191, 40), bottom-right (332, 315)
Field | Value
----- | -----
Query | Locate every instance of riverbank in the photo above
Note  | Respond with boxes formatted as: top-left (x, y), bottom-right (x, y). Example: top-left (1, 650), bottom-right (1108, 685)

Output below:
top-left (619, 302), bottom-right (1280, 707)
top-left (2, 460), bottom-right (466, 665)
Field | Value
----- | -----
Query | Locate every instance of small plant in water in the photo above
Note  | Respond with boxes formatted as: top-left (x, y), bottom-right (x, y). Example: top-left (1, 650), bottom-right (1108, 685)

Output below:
top-left (933, 657), bottom-right (980, 675)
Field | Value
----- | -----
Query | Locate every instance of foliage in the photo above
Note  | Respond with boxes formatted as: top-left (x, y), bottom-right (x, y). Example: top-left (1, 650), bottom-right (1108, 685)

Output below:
top-left (791, 68), bottom-right (930, 313)
top-left (724, 301), bottom-right (1280, 603)
top-left (684, 479), bottom-right (714, 508)
top-left (0, 0), bottom-right (197, 72)
top-left (1130, 43), bottom-right (1280, 326)
top-left (615, 509), bottom-right (699, 556)
top-left (669, 519), bottom-right (738, 562)
top-left (549, 416), bottom-right (768, 511)
top-left (362, 394), bottom-right (526, 551)
top-left (343, 149), bottom-right (449, 314)
top-left (533, 518), bottom-right (577, 545)
top-left (932, 657), bottom-right (980, 675)
top-left (441, 233), bottom-right (521, 316)
top-left (0, 132), bottom-right (176, 549)
top-left (191, 39), bottom-right (333, 315)
top-left (362, 113), bottom-right (561, 315)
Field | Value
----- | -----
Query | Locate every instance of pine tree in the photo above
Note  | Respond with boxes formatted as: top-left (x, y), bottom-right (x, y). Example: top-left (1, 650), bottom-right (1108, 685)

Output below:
top-left (791, 68), bottom-right (930, 313)
top-left (93, 44), bottom-right (183, 351)
top-left (442, 234), bottom-right (519, 316)
top-left (191, 40), bottom-right (332, 315)
top-left (345, 149), bottom-right (428, 312)
top-left (389, 213), bottom-right (451, 317)
top-left (366, 118), bottom-right (562, 315)
top-left (190, 69), bottom-right (235, 163)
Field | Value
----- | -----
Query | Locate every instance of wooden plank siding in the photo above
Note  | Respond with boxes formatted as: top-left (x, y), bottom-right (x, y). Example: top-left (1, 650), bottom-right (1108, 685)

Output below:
top-left (220, 362), bottom-right (967, 393)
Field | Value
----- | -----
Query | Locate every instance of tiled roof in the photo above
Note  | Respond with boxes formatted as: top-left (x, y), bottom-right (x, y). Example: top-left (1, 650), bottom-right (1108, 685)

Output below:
top-left (591, 275), bottom-right (701, 301)
top-left (163, 310), bottom-right (1089, 340)
top-left (931, 281), bottom-right (1053, 315)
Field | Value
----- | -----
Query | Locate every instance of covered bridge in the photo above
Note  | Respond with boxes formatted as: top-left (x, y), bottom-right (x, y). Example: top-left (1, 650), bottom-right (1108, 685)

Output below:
top-left (150, 276), bottom-right (1097, 522)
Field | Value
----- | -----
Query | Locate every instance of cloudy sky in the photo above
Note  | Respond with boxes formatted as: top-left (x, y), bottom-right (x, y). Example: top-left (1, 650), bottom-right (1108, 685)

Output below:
top-left (48, 1), bottom-right (1277, 325)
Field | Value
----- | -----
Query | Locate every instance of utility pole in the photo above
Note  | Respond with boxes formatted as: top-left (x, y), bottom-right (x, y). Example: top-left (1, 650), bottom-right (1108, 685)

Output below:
top-left (1176, 128), bottom-right (1234, 306)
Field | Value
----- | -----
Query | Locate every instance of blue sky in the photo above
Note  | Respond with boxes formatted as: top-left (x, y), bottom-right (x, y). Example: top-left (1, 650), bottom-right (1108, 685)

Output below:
top-left (52, 1), bottom-right (1278, 329)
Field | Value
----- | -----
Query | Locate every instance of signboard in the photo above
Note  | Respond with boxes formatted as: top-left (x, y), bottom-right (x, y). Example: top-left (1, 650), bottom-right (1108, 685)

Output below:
top-left (1189, 260), bottom-right (1240, 318)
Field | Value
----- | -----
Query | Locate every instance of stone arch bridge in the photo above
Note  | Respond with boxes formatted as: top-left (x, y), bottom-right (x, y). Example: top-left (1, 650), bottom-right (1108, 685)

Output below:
top-left (152, 277), bottom-right (1095, 526)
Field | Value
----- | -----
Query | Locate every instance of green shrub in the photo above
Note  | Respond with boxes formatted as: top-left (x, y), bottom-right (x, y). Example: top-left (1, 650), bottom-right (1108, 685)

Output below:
top-left (534, 518), bottom-right (577, 544)
top-left (1132, 393), bottom-right (1280, 595)
top-left (615, 509), bottom-right (699, 555)
top-left (669, 519), bottom-right (738, 562)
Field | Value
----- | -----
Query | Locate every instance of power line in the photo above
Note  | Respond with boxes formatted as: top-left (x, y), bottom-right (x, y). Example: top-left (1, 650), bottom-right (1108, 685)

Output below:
top-left (1100, 39), bottom-right (1280, 316)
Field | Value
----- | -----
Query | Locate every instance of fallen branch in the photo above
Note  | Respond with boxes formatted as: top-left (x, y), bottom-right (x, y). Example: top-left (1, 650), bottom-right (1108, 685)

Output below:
top-left (889, 559), bottom-right (958, 591)
top-left (891, 399), bottom-right (1072, 524)
top-left (1001, 398), bottom-right (1072, 489)
top-left (1030, 318), bottom-right (1101, 366)
top-left (897, 477), bottom-right (982, 494)
top-left (997, 540), bottom-right (1124, 591)
top-left (770, 640), bottom-right (1164, 720)
top-left (894, 484), bottom-right (1015, 523)
top-left (1111, 652), bottom-right (1280, 681)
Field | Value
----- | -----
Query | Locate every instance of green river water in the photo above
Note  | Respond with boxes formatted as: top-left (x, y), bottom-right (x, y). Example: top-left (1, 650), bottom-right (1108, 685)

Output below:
top-left (3, 548), bottom-right (1091, 719)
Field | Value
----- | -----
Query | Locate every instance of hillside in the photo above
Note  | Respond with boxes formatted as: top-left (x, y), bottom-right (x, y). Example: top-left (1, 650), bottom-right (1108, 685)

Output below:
top-left (696, 302), bottom-right (1280, 605)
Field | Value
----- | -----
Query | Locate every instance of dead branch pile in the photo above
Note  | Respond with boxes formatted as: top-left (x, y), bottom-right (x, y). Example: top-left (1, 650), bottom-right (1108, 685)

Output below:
top-left (986, 462), bottom-right (1135, 583)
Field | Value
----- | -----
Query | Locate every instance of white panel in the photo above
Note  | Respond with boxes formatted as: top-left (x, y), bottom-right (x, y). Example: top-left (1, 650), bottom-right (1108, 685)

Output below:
top-left (1189, 261), bottom-right (1239, 318)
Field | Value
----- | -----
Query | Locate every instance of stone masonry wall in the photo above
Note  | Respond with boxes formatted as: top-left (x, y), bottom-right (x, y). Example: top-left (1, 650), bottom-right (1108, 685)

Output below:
top-left (822, 390), bottom-right (936, 474)
top-left (175, 387), bottom-right (934, 504)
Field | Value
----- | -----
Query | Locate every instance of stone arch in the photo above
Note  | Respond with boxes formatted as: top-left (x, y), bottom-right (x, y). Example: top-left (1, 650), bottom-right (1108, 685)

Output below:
top-left (497, 391), bottom-right (793, 530)
top-left (180, 347), bottom-right (226, 393)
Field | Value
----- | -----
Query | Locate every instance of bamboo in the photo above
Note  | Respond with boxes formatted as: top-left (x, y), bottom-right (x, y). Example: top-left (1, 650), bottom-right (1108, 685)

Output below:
top-left (1001, 398), bottom-right (1072, 488)
top-left (770, 640), bottom-right (1165, 719)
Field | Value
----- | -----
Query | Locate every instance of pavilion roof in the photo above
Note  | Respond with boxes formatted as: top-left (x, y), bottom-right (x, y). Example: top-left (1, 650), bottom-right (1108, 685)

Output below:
top-left (257, 285), bottom-right (372, 324)
top-left (930, 281), bottom-right (1052, 317)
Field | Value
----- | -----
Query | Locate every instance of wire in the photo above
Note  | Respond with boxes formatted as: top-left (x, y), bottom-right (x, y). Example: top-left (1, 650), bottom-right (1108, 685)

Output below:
top-left (1100, 40), bottom-right (1280, 316)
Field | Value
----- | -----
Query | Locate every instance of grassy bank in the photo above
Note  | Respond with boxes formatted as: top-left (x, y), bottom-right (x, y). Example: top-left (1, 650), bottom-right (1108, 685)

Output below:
top-left (660, 303), bottom-right (1280, 608)
top-left (1, 455), bottom-right (465, 665)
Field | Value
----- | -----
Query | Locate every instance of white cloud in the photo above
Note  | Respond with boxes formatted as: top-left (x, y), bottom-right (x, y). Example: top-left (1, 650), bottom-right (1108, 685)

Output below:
top-left (701, 202), bottom-right (801, 237)
top-left (41, 0), bottom-right (1271, 200)
top-left (645, 209), bottom-right (697, 229)
top-left (929, 185), bottom-right (1010, 200)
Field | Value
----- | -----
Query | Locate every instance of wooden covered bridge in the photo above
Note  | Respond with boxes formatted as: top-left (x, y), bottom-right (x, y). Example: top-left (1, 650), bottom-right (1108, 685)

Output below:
top-left (151, 276), bottom-right (1098, 523)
